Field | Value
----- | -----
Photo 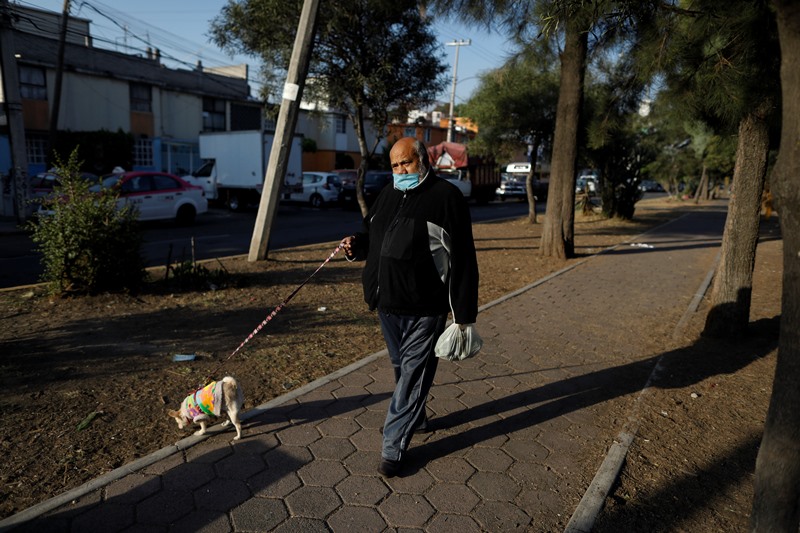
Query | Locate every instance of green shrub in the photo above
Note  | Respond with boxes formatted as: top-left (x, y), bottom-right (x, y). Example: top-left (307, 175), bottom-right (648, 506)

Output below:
top-left (28, 150), bottom-right (147, 295)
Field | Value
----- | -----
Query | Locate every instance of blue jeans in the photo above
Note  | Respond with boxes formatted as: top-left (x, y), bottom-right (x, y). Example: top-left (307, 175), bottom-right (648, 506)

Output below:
top-left (379, 311), bottom-right (447, 461)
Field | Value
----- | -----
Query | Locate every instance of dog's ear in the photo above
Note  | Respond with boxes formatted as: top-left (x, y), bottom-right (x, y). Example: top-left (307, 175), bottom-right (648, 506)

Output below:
top-left (166, 409), bottom-right (180, 418)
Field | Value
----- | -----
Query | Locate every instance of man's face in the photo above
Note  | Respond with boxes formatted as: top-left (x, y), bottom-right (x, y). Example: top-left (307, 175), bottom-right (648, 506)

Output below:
top-left (390, 142), bottom-right (421, 175)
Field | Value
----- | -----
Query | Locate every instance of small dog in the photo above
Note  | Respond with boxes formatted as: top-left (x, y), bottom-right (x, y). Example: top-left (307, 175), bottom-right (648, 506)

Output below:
top-left (168, 376), bottom-right (244, 440)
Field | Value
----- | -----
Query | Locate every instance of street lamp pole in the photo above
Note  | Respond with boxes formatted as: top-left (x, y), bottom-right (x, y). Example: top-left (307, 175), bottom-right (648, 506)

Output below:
top-left (445, 39), bottom-right (470, 143)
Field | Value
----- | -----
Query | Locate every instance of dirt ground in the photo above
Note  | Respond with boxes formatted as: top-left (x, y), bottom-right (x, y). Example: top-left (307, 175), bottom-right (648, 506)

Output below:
top-left (0, 197), bottom-right (781, 531)
top-left (594, 211), bottom-right (782, 532)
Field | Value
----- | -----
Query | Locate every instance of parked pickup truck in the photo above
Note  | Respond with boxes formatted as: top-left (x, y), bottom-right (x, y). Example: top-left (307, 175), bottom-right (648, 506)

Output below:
top-left (428, 141), bottom-right (501, 204)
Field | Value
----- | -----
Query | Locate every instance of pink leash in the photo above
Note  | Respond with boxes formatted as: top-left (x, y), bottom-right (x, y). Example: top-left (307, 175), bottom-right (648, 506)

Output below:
top-left (198, 240), bottom-right (345, 386)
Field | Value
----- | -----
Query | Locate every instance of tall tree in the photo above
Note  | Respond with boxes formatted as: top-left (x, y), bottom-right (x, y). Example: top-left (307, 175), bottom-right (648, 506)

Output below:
top-left (751, 1), bottom-right (800, 529)
top-left (210, 0), bottom-right (448, 217)
top-left (583, 45), bottom-right (656, 220)
top-left (636, 0), bottom-right (779, 337)
top-left (426, 0), bottom-right (660, 257)
top-left (461, 48), bottom-right (559, 223)
top-left (424, 0), bottom-right (590, 257)
top-left (539, 14), bottom-right (588, 257)
top-left (661, 1), bottom-right (780, 338)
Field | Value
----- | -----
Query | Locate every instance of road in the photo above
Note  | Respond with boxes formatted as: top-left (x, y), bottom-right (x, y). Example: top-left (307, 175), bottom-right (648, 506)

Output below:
top-left (0, 200), bottom-right (532, 289)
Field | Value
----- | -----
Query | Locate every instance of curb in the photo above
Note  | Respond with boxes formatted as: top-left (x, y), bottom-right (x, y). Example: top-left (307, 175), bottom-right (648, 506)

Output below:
top-left (564, 215), bottom-right (720, 533)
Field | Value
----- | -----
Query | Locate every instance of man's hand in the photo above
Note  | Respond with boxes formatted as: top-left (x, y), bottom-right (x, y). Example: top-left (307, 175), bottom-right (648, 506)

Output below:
top-left (342, 235), bottom-right (356, 258)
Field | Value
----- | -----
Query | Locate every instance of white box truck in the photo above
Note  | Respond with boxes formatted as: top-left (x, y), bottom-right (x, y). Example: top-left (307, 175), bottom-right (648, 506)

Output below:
top-left (183, 130), bottom-right (303, 211)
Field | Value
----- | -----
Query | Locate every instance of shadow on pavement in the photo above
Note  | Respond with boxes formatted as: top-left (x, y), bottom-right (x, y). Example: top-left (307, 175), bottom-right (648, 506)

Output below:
top-left (407, 316), bottom-right (778, 469)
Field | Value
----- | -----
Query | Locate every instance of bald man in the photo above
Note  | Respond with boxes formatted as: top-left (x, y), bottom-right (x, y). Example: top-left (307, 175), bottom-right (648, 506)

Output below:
top-left (342, 137), bottom-right (479, 477)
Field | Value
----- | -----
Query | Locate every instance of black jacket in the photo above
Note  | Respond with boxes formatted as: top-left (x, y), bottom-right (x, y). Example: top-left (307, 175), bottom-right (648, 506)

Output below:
top-left (350, 171), bottom-right (479, 324)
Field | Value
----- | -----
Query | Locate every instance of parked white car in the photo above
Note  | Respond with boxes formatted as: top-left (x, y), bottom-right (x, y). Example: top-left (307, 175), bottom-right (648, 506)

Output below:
top-left (92, 171), bottom-right (208, 224)
top-left (286, 172), bottom-right (342, 208)
top-left (576, 175), bottom-right (599, 194)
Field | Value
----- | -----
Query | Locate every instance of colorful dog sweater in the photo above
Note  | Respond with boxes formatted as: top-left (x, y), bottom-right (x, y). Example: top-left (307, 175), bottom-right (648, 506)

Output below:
top-left (182, 381), bottom-right (223, 422)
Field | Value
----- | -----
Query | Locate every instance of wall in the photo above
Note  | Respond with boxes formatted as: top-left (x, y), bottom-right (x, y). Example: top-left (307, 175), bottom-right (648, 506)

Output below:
top-left (295, 111), bottom-right (386, 171)
top-left (156, 91), bottom-right (203, 139)
top-left (302, 150), bottom-right (363, 172)
top-left (58, 73), bottom-right (130, 132)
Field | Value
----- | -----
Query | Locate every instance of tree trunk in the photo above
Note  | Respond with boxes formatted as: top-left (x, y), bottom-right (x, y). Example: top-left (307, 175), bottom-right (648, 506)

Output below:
top-left (700, 166), bottom-right (710, 201)
top-left (703, 102), bottom-right (771, 338)
top-left (540, 20), bottom-right (586, 259)
top-left (693, 163), bottom-right (708, 203)
top-left (352, 106), bottom-right (370, 218)
top-left (751, 2), bottom-right (800, 530)
top-left (526, 137), bottom-right (541, 224)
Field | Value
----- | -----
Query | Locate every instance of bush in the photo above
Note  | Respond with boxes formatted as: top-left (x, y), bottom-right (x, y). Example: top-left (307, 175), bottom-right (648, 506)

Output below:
top-left (28, 150), bottom-right (147, 295)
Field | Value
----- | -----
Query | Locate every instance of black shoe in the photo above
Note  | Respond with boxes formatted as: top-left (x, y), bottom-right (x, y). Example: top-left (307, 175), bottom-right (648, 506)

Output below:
top-left (413, 412), bottom-right (433, 433)
top-left (416, 416), bottom-right (431, 433)
top-left (378, 458), bottom-right (402, 478)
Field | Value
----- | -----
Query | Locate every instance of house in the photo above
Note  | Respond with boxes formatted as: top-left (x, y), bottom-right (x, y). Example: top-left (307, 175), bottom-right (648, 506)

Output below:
top-left (0, 5), bottom-right (474, 218)
top-left (386, 109), bottom-right (477, 147)
top-left (0, 4), bottom-right (258, 216)
top-left (294, 95), bottom-right (385, 172)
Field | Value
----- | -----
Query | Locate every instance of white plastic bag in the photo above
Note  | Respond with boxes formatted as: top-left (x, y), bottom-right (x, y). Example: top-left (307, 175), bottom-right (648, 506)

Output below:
top-left (435, 323), bottom-right (483, 361)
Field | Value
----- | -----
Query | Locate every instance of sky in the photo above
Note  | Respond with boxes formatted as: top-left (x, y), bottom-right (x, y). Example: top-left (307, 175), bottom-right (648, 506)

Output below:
top-left (19, 0), bottom-right (516, 106)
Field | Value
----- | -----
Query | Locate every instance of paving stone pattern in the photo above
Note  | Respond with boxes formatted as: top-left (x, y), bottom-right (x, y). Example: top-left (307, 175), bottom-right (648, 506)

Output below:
top-left (8, 206), bottom-right (727, 532)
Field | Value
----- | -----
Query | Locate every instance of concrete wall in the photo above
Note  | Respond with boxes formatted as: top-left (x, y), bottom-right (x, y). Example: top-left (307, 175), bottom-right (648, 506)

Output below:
top-left (57, 73), bottom-right (130, 131)
top-left (156, 90), bottom-right (204, 139)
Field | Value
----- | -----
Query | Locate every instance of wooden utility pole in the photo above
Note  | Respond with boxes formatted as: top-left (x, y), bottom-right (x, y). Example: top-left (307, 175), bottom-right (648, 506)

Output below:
top-left (0, 0), bottom-right (30, 222)
top-left (445, 39), bottom-right (470, 143)
top-left (48, 0), bottom-right (71, 154)
top-left (248, 0), bottom-right (319, 261)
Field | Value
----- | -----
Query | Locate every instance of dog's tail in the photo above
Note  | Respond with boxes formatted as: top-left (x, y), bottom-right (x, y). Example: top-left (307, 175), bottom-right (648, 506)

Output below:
top-left (222, 376), bottom-right (244, 406)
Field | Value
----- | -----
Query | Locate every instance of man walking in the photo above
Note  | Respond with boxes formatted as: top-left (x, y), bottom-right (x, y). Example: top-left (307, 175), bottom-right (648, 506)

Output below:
top-left (342, 137), bottom-right (479, 477)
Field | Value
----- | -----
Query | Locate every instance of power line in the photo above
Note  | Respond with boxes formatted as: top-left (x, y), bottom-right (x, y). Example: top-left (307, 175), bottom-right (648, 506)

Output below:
top-left (18, 0), bottom-right (252, 72)
top-left (432, 19), bottom-right (511, 66)
top-left (14, 0), bottom-right (260, 95)
top-left (83, 0), bottom-right (236, 67)
top-left (431, 17), bottom-right (515, 103)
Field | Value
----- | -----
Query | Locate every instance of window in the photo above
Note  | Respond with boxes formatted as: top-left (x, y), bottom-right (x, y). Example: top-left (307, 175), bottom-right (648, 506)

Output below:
top-left (152, 173), bottom-right (179, 190)
top-left (303, 173), bottom-right (322, 185)
top-left (130, 83), bottom-right (152, 112)
top-left (424, 129), bottom-right (431, 142)
top-left (133, 138), bottom-right (153, 167)
top-left (403, 127), bottom-right (415, 137)
top-left (335, 115), bottom-right (346, 134)
top-left (121, 175), bottom-right (152, 193)
top-left (203, 98), bottom-right (226, 131)
top-left (26, 134), bottom-right (48, 164)
top-left (19, 66), bottom-right (47, 100)
top-left (230, 103), bottom-right (261, 130)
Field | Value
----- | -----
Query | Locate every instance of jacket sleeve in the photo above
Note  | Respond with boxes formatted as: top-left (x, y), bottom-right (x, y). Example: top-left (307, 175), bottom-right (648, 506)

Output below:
top-left (348, 209), bottom-right (373, 261)
top-left (447, 195), bottom-right (479, 324)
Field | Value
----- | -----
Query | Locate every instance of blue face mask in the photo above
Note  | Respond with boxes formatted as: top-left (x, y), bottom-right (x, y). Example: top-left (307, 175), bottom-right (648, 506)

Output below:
top-left (393, 173), bottom-right (420, 191)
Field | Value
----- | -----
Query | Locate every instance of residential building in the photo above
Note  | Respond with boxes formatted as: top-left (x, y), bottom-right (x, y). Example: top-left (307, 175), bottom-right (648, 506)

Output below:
top-left (0, 4), bottom-right (256, 216)
top-left (0, 5), bottom-right (465, 218)
top-left (386, 109), bottom-right (477, 147)
top-left (294, 97), bottom-right (386, 172)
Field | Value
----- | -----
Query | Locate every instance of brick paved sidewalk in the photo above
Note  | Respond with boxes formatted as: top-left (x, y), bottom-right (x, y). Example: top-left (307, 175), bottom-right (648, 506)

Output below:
top-left (1, 205), bottom-right (728, 533)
